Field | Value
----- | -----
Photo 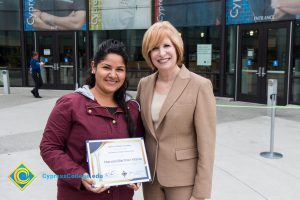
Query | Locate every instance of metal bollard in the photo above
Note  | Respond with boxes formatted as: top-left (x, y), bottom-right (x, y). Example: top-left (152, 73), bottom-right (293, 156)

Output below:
top-left (2, 69), bottom-right (10, 94)
top-left (267, 79), bottom-right (277, 116)
top-left (260, 93), bottom-right (283, 159)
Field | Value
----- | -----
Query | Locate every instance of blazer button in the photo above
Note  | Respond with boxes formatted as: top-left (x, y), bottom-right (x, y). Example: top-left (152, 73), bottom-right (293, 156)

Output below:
top-left (88, 109), bottom-right (92, 114)
top-left (107, 189), bottom-right (111, 194)
top-left (112, 120), bottom-right (116, 124)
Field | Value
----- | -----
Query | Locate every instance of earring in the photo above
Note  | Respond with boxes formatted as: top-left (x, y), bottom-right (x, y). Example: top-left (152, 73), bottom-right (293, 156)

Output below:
top-left (92, 71), bottom-right (95, 74)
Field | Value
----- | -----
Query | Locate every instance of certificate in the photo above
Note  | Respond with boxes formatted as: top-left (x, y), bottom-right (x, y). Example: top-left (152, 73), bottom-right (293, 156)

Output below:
top-left (86, 138), bottom-right (151, 187)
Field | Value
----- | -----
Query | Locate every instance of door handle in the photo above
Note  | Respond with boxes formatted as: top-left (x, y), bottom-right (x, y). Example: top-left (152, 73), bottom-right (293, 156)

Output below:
top-left (256, 67), bottom-right (261, 77)
top-left (261, 67), bottom-right (266, 77)
top-left (53, 63), bottom-right (59, 70)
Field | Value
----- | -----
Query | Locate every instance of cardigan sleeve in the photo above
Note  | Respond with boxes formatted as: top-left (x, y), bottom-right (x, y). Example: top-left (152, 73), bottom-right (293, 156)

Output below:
top-left (127, 99), bottom-right (145, 138)
top-left (192, 79), bottom-right (216, 198)
top-left (40, 96), bottom-right (87, 190)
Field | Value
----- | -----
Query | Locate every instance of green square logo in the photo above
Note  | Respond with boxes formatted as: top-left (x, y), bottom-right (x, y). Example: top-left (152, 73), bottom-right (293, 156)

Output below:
top-left (8, 163), bottom-right (36, 191)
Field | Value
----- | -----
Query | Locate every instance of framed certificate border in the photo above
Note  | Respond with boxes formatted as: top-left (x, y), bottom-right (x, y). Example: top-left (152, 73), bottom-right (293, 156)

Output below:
top-left (86, 138), bottom-right (151, 187)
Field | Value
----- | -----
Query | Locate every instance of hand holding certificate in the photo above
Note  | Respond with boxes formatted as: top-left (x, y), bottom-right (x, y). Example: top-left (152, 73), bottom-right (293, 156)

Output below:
top-left (86, 138), bottom-right (151, 187)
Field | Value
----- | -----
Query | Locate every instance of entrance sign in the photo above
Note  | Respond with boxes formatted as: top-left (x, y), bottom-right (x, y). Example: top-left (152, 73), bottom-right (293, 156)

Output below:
top-left (197, 44), bottom-right (212, 66)
top-left (86, 138), bottom-right (151, 187)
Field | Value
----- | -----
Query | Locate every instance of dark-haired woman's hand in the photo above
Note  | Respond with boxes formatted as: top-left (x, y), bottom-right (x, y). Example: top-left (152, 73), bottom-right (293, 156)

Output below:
top-left (81, 173), bottom-right (110, 193)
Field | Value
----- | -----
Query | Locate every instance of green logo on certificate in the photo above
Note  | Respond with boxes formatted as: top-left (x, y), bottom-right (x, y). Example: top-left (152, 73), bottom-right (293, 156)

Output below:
top-left (8, 163), bottom-right (36, 190)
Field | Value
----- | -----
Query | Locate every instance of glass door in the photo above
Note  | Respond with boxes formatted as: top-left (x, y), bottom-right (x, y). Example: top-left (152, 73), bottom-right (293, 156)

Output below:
top-left (237, 22), bottom-right (290, 105)
top-left (266, 26), bottom-right (289, 105)
top-left (37, 32), bottom-right (75, 89)
top-left (238, 26), bottom-right (261, 102)
top-left (57, 33), bottom-right (75, 88)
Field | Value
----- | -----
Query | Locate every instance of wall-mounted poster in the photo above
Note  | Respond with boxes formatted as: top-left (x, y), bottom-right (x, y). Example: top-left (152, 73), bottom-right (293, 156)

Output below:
top-left (155, 0), bottom-right (222, 26)
top-left (89, 0), bottom-right (151, 30)
top-left (197, 44), bottom-right (212, 66)
top-left (0, 0), bottom-right (20, 31)
top-left (226, 0), bottom-right (300, 25)
top-left (23, 0), bottom-right (87, 31)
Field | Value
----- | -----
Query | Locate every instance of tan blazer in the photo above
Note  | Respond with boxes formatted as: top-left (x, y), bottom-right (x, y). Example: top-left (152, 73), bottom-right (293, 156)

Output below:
top-left (136, 65), bottom-right (216, 198)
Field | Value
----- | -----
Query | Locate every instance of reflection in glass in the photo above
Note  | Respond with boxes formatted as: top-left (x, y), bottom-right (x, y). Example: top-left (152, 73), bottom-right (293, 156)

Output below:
top-left (0, 31), bottom-right (22, 86)
top-left (90, 30), bottom-right (150, 90)
top-left (225, 25), bottom-right (237, 97)
top-left (292, 22), bottom-right (300, 104)
top-left (160, 0), bottom-right (222, 26)
top-left (78, 32), bottom-right (88, 86)
top-left (266, 28), bottom-right (287, 102)
top-left (25, 32), bottom-right (34, 86)
top-left (58, 35), bottom-right (74, 85)
top-left (39, 35), bottom-right (54, 85)
top-left (0, 0), bottom-right (20, 31)
top-left (186, 26), bottom-right (221, 94)
top-left (292, 79), bottom-right (300, 103)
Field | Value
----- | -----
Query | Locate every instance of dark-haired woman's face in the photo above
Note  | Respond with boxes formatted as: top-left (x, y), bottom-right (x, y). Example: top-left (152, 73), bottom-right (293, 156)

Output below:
top-left (92, 53), bottom-right (126, 96)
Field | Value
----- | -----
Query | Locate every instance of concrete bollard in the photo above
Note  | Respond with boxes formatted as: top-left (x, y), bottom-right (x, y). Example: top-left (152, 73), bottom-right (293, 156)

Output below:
top-left (2, 69), bottom-right (10, 94)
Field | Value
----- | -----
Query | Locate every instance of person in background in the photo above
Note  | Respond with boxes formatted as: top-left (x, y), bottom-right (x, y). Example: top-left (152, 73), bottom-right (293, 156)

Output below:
top-left (136, 21), bottom-right (216, 200)
top-left (30, 51), bottom-right (44, 98)
top-left (40, 39), bottom-right (144, 200)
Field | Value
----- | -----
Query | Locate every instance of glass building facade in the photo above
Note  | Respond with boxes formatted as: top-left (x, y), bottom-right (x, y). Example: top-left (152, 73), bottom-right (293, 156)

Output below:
top-left (0, 0), bottom-right (299, 105)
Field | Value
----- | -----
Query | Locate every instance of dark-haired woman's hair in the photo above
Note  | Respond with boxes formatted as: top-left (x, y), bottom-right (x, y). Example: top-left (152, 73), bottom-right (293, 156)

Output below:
top-left (85, 39), bottom-right (136, 137)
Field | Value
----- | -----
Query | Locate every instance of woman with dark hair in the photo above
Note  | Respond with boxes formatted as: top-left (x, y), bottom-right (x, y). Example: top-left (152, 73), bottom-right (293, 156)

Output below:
top-left (40, 39), bottom-right (144, 200)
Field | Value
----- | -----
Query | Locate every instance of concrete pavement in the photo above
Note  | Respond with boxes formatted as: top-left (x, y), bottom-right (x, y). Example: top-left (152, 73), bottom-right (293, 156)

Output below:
top-left (0, 87), bottom-right (300, 200)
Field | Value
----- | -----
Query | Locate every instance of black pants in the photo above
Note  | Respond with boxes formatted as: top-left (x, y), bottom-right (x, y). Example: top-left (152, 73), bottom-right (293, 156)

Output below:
top-left (32, 72), bottom-right (43, 96)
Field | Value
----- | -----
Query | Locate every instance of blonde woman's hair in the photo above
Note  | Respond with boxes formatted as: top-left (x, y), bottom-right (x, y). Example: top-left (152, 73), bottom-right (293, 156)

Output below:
top-left (142, 21), bottom-right (184, 69)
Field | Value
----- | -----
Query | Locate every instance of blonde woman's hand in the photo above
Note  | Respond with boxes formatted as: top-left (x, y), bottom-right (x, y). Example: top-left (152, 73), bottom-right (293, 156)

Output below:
top-left (127, 183), bottom-right (141, 191)
top-left (190, 196), bottom-right (205, 200)
top-left (81, 173), bottom-right (110, 193)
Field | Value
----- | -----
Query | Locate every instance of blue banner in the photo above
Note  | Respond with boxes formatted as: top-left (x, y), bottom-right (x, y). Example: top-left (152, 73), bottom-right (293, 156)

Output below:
top-left (226, 0), bottom-right (299, 25)
top-left (23, 0), bottom-right (87, 31)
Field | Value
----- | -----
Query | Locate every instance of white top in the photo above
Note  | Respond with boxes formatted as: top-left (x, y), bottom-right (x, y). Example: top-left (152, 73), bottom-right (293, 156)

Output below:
top-left (151, 91), bottom-right (168, 130)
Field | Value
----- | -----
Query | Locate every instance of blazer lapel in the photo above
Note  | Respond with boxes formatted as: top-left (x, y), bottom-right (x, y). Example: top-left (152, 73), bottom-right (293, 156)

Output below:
top-left (156, 65), bottom-right (191, 129)
top-left (142, 73), bottom-right (157, 140)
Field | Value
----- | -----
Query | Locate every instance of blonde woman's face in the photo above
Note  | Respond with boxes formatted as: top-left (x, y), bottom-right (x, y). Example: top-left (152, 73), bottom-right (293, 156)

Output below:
top-left (150, 37), bottom-right (177, 71)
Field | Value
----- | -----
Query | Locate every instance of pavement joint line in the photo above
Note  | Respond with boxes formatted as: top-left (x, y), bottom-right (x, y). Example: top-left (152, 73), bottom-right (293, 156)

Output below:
top-left (217, 142), bottom-right (300, 181)
top-left (215, 166), bottom-right (269, 200)
top-left (216, 104), bottom-right (300, 109)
